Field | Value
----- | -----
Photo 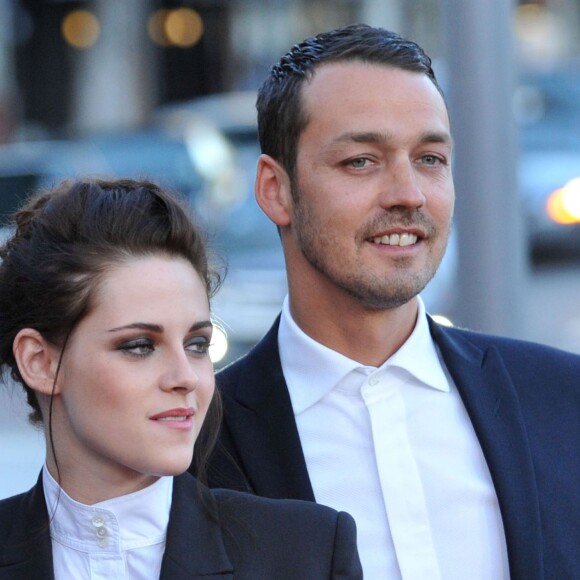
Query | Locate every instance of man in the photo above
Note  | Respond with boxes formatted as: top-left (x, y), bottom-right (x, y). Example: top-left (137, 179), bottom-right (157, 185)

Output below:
top-left (193, 25), bottom-right (579, 579)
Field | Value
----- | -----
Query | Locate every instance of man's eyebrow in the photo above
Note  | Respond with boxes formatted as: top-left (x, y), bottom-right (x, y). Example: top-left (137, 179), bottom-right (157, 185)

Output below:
top-left (418, 130), bottom-right (453, 146)
top-left (331, 130), bottom-right (453, 146)
top-left (107, 320), bottom-right (213, 333)
top-left (331, 131), bottom-right (389, 145)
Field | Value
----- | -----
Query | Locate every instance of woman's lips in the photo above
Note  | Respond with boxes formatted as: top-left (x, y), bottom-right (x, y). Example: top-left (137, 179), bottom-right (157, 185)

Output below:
top-left (149, 407), bottom-right (195, 429)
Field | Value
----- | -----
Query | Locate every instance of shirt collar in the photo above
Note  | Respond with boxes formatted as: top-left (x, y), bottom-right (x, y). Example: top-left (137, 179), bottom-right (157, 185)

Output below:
top-left (43, 465), bottom-right (173, 553)
top-left (388, 298), bottom-right (450, 393)
top-left (279, 295), bottom-right (449, 414)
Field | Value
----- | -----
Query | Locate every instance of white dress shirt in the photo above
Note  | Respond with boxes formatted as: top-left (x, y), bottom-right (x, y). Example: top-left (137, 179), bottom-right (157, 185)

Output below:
top-left (43, 466), bottom-right (172, 580)
top-left (279, 296), bottom-right (509, 580)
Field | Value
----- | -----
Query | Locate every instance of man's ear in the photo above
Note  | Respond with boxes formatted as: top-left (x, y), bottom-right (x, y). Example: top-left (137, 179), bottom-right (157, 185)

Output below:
top-left (13, 329), bottom-right (61, 396)
top-left (255, 154), bottom-right (293, 227)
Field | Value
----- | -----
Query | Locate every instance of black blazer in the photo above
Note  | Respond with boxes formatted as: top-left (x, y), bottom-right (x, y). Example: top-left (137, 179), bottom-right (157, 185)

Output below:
top-left (198, 316), bottom-right (580, 580)
top-left (0, 472), bottom-right (362, 579)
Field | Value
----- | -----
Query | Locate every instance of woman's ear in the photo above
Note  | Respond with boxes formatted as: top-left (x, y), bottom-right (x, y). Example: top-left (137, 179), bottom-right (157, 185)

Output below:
top-left (13, 329), bottom-right (61, 396)
top-left (255, 154), bottom-right (293, 227)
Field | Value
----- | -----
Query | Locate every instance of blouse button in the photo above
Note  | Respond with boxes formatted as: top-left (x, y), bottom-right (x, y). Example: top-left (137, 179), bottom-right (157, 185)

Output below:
top-left (368, 375), bottom-right (380, 386)
top-left (91, 515), bottom-right (105, 528)
top-left (92, 516), bottom-right (109, 547)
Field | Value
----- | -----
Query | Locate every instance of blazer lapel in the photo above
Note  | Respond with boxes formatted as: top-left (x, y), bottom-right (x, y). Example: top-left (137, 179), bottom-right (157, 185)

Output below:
top-left (0, 477), bottom-right (54, 580)
top-left (219, 319), bottom-right (315, 501)
top-left (2, 474), bottom-right (231, 580)
top-left (160, 473), bottom-right (233, 579)
top-left (430, 320), bottom-right (543, 579)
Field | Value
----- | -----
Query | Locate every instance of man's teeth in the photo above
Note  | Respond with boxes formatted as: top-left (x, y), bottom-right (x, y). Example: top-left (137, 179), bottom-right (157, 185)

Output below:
top-left (371, 233), bottom-right (418, 246)
top-left (158, 416), bottom-right (188, 422)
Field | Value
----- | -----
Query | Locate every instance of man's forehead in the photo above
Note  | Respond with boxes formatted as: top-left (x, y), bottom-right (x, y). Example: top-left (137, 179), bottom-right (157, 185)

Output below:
top-left (301, 61), bottom-right (443, 108)
top-left (298, 64), bottom-right (450, 139)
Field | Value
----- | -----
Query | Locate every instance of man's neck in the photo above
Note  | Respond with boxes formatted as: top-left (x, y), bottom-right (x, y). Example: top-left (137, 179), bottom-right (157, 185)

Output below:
top-left (288, 292), bottom-right (419, 367)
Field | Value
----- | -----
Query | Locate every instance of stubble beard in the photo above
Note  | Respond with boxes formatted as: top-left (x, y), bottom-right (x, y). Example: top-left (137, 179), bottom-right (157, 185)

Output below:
top-left (292, 195), bottom-right (449, 311)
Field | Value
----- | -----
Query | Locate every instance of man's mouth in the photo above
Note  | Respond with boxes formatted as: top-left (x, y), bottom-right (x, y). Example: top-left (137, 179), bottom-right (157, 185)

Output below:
top-left (369, 233), bottom-right (418, 247)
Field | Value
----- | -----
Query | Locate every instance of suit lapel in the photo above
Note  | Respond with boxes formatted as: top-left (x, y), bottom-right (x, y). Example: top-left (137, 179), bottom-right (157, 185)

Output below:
top-left (160, 473), bottom-right (233, 579)
top-left (1, 474), bottom-right (231, 580)
top-left (430, 320), bottom-right (543, 579)
top-left (220, 319), bottom-right (315, 501)
top-left (0, 477), bottom-right (54, 580)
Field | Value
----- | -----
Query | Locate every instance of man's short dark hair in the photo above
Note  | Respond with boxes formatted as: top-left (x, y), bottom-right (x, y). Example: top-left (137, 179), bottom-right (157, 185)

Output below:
top-left (256, 24), bottom-right (443, 185)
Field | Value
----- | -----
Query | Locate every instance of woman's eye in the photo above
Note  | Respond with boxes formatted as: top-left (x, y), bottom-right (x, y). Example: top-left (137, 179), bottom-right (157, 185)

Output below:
top-left (118, 339), bottom-right (154, 357)
top-left (186, 337), bottom-right (211, 355)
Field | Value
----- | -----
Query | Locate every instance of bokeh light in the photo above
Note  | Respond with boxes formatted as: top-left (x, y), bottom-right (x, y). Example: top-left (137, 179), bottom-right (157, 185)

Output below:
top-left (62, 10), bottom-right (101, 49)
top-left (209, 324), bottom-right (229, 364)
top-left (431, 314), bottom-right (454, 327)
top-left (546, 178), bottom-right (580, 225)
top-left (148, 9), bottom-right (171, 47)
top-left (148, 8), bottom-right (204, 48)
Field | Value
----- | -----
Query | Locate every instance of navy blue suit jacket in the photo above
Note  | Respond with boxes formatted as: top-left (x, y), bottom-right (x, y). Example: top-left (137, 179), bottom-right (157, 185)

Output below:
top-left (0, 472), bottom-right (362, 579)
top-left (196, 317), bottom-right (580, 580)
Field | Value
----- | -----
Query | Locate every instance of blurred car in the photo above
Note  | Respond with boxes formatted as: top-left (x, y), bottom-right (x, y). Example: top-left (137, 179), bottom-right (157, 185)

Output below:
top-left (0, 130), bottom-right (202, 213)
top-left (517, 65), bottom-right (580, 260)
top-left (73, 130), bottom-right (203, 199)
top-left (154, 92), bottom-right (457, 366)
top-left (0, 139), bottom-right (94, 223)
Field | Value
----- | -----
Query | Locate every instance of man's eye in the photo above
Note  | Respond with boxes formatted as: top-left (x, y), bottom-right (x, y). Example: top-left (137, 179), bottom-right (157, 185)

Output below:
top-left (421, 154), bottom-right (444, 166)
top-left (348, 157), bottom-right (371, 169)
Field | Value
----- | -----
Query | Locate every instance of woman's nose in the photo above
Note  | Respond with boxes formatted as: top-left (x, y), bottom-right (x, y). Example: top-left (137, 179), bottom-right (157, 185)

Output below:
top-left (159, 350), bottom-right (199, 393)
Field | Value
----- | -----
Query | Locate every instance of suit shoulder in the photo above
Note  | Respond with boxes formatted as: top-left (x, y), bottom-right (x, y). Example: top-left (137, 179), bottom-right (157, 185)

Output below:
top-left (215, 353), bottom-right (258, 401)
top-left (211, 488), bottom-right (343, 524)
top-left (0, 490), bottom-right (42, 558)
top-left (209, 489), bottom-right (362, 578)
top-left (0, 492), bottom-right (23, 510)
top-left (0, 494), bottom-right (20, 533)
top-left (0, 492), bottom-right (27, 524)
top-left (436, 324), bottom-right (580, 406)
top-left (216, 319), bottom-right (282, 396)
top-left (441, 324), bottom-right (580, 368)
top-left (216, 354), bottom-right (248, 388)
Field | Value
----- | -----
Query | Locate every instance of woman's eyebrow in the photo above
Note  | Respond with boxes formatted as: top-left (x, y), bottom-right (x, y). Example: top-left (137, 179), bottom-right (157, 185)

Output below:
top-left (108, 322), bottom-right (163, 333)
top-left (189, 320), bottom-right (213, 332)
top-left (107, 320), bottom-right (213, 333)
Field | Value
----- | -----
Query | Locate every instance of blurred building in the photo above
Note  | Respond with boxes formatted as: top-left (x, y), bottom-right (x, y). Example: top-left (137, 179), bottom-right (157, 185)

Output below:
top-left (0, 0), bottom-right (578, 139)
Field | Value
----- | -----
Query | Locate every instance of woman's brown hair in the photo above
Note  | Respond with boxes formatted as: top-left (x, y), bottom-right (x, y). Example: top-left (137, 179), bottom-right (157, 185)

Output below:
top-left (0, 178), bottom-right (222, 481)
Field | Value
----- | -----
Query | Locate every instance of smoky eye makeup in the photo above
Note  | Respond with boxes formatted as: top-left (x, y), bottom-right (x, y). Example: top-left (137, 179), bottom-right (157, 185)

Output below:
top-left (115, 336), bottom-right (156, 357)
top-left (185, 333), bottom-right (212, 355)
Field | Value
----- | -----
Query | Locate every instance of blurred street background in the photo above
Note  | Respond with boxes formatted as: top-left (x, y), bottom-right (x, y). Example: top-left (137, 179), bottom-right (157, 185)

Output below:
top-left (1, 0), bottom-right (579, 499)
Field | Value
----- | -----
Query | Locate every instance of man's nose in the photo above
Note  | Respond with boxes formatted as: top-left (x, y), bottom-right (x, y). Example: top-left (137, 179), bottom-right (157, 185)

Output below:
top-left (378, 159), bottom-right (426, 210)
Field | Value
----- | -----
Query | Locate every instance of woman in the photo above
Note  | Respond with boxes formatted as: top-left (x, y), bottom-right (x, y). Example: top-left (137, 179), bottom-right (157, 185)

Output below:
top-left (0, 179), bottom-right (361, 579)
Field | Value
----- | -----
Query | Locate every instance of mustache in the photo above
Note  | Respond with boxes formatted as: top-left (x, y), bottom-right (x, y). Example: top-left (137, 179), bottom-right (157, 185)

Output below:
top-left (361, 208), bottom-right (436, 237)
